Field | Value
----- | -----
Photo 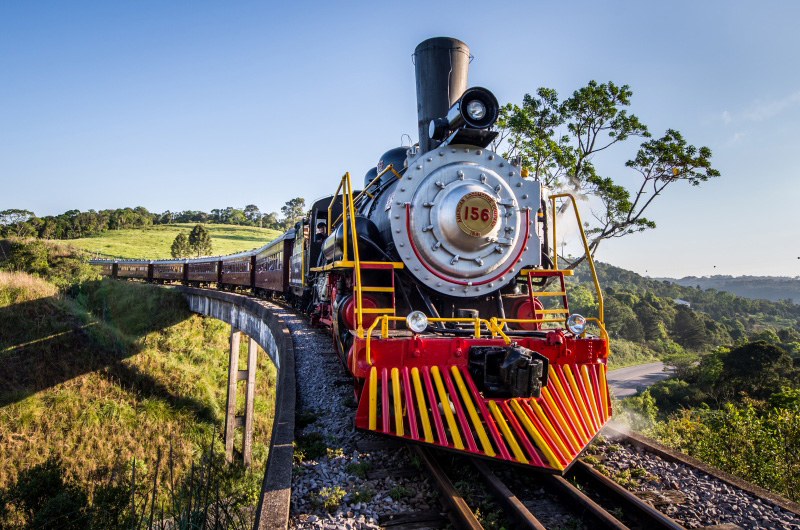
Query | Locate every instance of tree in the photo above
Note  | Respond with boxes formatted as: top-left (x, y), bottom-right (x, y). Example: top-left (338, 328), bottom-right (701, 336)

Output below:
top-left (244, 204), bottom-right (261, 226)
top-left (720, 340), bottom-right (798, 400)
top-left (495, 81), bottom-right (720, 269)
top-left (280, 198), bottom-right (306, 229)
top-left (170, 233), bottom-right (191, 258)
top-left (188, 224), bottom-right (213, 257)
top-left (0, 209), bottom-right (35, 237)
top-left (260, 211), bottom-right (280, 230)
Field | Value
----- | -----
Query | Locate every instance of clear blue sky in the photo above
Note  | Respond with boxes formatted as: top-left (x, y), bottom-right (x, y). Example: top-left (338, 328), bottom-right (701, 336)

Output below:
top-left (2, 1), bottom-right (798, 278)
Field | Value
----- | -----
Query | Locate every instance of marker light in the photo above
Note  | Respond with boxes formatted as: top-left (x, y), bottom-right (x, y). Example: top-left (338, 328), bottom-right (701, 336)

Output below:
top-left (466, 99), bottom-right (486, 120)
top-left (406, 311), bottom-right (429, 333)
top-left (566, 314), bottom-right (587, 335)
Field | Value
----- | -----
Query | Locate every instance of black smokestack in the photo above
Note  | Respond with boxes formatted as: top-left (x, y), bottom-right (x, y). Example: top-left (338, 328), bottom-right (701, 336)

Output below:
top-left (413, 37), bottom-right (470, 154)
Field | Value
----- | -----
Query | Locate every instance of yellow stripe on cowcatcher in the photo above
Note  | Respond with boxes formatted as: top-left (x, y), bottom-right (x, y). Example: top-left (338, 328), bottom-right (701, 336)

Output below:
top-left (360, 362), bottom-right (610, 472)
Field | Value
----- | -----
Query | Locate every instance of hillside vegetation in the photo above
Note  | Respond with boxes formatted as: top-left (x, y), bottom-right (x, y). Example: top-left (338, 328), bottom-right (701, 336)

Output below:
top-left (0, 263), bottom-right (276, 526)
top-left (69, 223), bottom-right (282, 260)
top-left (561, 263), bottom-right (800, 501)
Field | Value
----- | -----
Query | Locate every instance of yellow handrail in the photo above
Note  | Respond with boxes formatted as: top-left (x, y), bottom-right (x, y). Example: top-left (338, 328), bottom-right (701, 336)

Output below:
top-left (548, 193), bottom-right (605, 324)
top-left (352, 164), bottom-right (402, 206)
top-left (365, 315), bottom-right (521, 365)
top-left (363, 313), bottom-right (607, 365)
top-left (325, 173), bottom-right (366, 337)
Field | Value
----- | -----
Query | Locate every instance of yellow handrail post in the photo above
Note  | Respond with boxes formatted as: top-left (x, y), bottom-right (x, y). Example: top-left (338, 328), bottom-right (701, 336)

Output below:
top-left (344, 173), bottom-right (365, 338)
top-left (548, 193), bottom-right (604, 324)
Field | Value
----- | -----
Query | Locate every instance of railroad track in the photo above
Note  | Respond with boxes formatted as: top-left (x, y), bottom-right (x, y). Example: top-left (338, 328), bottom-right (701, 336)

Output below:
top-left (238, 299), bottom-right (800, 530)
top-left (414, 443), bottom-right (685, 529)
top-left (411, 427), bottom-right (800, 530)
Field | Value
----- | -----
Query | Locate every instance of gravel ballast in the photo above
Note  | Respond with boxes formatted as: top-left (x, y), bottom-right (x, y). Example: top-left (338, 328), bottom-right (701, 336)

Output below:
top-left (591, 435), bottom-right (800, 529)
top-left (281, 310), bottom-right (441, 529)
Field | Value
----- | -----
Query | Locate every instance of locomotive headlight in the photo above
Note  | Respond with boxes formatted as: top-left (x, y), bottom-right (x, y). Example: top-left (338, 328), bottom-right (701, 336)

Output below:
top-left (566, 314), bottom-right (587, 335)
top-left (406, 311), bottom-right (429, 333)
top-left (466, 99), bottom-right (486, 120)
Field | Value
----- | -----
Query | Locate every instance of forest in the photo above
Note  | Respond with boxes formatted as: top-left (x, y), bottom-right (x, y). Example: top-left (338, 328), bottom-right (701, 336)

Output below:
top-left (0, 201), bottom-right (305, 241)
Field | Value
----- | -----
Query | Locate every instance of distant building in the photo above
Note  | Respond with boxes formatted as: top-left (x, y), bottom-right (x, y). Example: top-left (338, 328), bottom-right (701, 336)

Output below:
top-left (673, 299), bottom-right (691, 307)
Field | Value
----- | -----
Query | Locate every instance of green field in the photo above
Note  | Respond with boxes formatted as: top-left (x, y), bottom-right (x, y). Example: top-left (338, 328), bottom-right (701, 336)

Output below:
top-left (67, 223), bottom-right (283, 260)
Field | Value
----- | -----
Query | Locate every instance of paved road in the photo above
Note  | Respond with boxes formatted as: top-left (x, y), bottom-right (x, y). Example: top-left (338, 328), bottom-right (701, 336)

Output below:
top-left (606, 361), bottom-right (671, 398)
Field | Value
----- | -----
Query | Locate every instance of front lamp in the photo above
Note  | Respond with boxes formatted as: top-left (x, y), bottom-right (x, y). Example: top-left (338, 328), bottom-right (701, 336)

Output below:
top-left (566, 314), bottom-right (587, 335)
top-left (406, 311), bottom-right (428, 333)
top-left (465, 99), bottom-right (486, 120)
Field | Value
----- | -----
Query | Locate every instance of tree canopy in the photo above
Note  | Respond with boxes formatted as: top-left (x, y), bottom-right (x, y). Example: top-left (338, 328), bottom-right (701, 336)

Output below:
top-left (280, 198), bottom-right (305, 230)
top-left (188, 225), bottom-right (212, 257)
top-left (170, 233), bottom-right (191, 259)
top-left (495, 81), bottom-right (720, 269)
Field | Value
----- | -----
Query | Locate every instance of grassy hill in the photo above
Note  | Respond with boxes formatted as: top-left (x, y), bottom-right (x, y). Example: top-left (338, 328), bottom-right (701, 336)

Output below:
top-left (0, 272), bottom-right (275, 526)
top-left (67, 223), bottom-right (283, 260)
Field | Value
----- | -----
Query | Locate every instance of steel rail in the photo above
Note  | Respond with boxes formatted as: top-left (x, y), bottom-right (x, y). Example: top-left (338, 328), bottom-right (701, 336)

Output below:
top-left (567, 460), bottom-right (686, 530)
top-left (470, 459), bottom-right (546, 530)
top-left (410, 445), bottom-right (483, 530)
top-left (542, 474), bottom-right (630, 529)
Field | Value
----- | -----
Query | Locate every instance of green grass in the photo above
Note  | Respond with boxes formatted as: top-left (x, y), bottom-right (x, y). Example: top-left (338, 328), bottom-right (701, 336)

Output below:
top-left (66, 223), bottom-right (283, 260)
top-left (0, 273), bottom-right (277, 525)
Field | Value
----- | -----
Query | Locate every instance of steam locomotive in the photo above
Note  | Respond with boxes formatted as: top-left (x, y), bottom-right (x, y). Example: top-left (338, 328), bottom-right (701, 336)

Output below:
top-left (91, 38), bottom-right (611, 473)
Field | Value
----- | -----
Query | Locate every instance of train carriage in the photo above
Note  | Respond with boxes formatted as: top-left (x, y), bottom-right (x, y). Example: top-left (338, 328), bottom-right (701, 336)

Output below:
top-left (220, 251), bottom-right (255, 288)
top-left (116, 260), bottom-right (150, 279)
top-left (186, 258), bottom-right (220, 285)
top-left (255, 229), bottom-right (294, 294)
top-left (152, 260), bottom-right (185, 283)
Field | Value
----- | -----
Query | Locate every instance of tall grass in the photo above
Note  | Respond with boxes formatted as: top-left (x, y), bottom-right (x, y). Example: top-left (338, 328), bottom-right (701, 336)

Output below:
top-left (0, 274), bottom-right (277, 527)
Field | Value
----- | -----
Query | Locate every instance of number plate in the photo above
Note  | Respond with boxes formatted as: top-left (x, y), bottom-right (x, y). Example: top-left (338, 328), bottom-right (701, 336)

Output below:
top-left (455, 191), bottom-right (498, 237)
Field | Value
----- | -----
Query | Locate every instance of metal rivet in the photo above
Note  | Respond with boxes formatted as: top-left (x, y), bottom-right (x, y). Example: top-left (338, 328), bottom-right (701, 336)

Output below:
top-left (522, 194), bottom-right (528, 199)
top-left (414, 266), bottom-right (419, 271)
top-left (399, 243), bottom-right (404, 247)
top-left (464, 148), bottom-right (470, 153)
top-left (407, 175), bottom-right (413, 180)
top-left (395, 229), bottom-right (401, 233)
top-left (488, 283), bottom-right (493, 288)
top-left (437, 282), bottom-right (442, 287)
top-left (516, 182), bottom-right (522, 187)
top-left (509, 171), bottom-right (515, 177)
top-left (488, 155), bottom-right (494, 160)
top-left (476, 150), bottom-right (482, 155)
top-left (499, 162), bottom-right (504, 167)
top-left (417, 165), bottom-right (422, 170)
top-left (439, 151), bottom-right (445, 156)
top-left (450, 287), bottom-right (455, 291)
top-left (451, 149), bottom-right (457, 153)
top-left (427, 157), bottom-right (433, 162)
top-left (400, 187), bottom-right (406, 192)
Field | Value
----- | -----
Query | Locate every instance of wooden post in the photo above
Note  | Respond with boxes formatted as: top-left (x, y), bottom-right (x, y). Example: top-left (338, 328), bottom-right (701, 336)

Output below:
top-left (225, 327), bottom-right (241, 462)
top-left (242, 337), bottom-right (257, 465)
